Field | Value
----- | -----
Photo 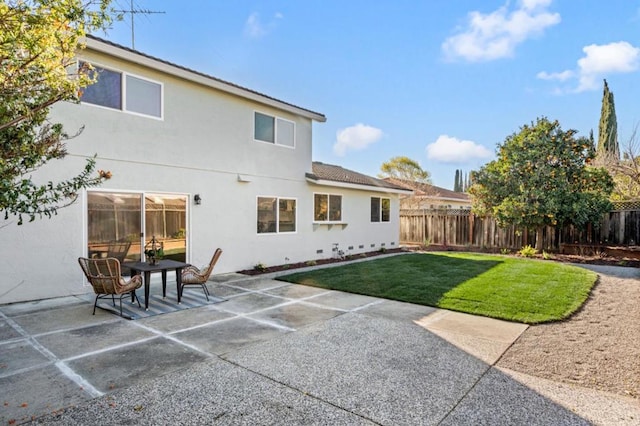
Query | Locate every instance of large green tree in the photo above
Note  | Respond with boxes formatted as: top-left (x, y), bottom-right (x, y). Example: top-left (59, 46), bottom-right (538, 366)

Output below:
top-left (1, 0), bottom-right (115, 225)
top-left (597, 79), bottom-right (619, 160)
top-left (378, 156), bottom-right (431, 183)
top-left (469, 117), bottom-right (613, 250)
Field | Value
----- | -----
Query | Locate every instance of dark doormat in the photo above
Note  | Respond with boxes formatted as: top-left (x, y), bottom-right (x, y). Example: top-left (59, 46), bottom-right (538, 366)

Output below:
top-left (79, 288), bottom-right (225, 320)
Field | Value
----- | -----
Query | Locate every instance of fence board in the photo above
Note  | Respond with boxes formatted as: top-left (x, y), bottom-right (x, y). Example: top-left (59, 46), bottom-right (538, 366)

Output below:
top-left (400, 208), bottom-right (640, 250)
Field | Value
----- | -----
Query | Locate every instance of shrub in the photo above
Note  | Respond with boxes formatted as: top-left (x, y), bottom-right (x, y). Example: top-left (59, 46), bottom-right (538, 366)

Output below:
top-left (305, 260), bottom-right (317, 266)
top-left (254, 262), bottom-right (267, 272)
top-left (518, 245), bottom-right (538, 258)
top-left (500, 248), bottom-right (510, 255)
top-left (542, 251), bottom-right (552, 260)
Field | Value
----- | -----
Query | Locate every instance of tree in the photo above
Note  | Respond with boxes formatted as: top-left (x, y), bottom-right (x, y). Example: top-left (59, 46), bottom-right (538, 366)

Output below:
top-left (454, 169), bottom-right (461, 192)
top-left (609, 126), bottom-right (640, 200)
top-left (469, 117), bottom-right (613, 250)
top-left (1, 0), bottom-right (116, 224)
top-left (597, 79), bottom-right (619, 160)
top-left (378, 156), bottom-right (431, 183)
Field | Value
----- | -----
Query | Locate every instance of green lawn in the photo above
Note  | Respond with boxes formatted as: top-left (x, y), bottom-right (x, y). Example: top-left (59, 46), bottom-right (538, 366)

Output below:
top-left (277, 252), bottom-right (597, 324)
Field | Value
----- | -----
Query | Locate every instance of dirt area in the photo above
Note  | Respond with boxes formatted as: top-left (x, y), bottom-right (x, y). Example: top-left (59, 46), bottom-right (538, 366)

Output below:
top-left (498, 265), bottom-right (640, 400)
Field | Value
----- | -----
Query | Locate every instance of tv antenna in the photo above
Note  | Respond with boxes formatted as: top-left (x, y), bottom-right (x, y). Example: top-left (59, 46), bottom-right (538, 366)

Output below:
top-left (115, 0), bottom-right (165, 49)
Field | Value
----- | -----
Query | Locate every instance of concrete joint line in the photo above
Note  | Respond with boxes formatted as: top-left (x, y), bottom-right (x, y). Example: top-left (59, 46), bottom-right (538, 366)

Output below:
top-left (437, 364), bottom-right (494, 425)
top-left (63, 336), bottom-right (159, 362)
top-left (0, 310), bottom-right (104, 398)
top-left (0, 360), bottom-right (54, 379)
top-left (221, 357), bottom-right (383, 426)
top-left (349, 299), bottom-right (386, 312)
top-left (130, 321), bottom-right (215, 359)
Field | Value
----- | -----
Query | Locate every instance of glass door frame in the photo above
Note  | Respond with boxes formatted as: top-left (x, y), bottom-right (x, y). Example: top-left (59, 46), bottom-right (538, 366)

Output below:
top-left (83, 188), bottom-right (191, 265)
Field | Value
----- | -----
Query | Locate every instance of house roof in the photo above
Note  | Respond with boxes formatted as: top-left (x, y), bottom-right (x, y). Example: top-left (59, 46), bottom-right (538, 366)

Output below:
top-left (306, 162), bottom-right (412, 194)
top-left (83, 35), bottom-right (326, 122)
top-left (382, 178), bottom-right (471, 202)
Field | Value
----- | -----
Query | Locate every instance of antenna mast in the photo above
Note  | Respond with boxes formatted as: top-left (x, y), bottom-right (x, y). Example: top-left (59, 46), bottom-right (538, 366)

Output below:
top-left (115, 0), bottom-right (165, 49)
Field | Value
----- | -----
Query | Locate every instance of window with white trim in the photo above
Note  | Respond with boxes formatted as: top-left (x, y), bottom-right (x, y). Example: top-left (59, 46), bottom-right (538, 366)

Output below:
top-left (254, 112), bottom-right (295, 147)
top-left (314, 193), bottom-right (342, 222)
top-left (371, 197), bottom-right (390, 222)
top-left (257, 197), bottom-right (296, 234)
top-left (80, 62), bottom-right (163, 119)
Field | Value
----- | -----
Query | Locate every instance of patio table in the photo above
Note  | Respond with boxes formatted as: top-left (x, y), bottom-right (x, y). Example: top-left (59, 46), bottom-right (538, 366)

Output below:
top-left (123, 259), bottom-right (190, 310)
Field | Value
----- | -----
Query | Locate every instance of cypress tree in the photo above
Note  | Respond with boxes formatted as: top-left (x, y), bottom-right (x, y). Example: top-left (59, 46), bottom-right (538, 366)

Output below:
top-left (597, 79), bottom-right (619, 159)
top-left (454, 169), bottom-right (460, 192)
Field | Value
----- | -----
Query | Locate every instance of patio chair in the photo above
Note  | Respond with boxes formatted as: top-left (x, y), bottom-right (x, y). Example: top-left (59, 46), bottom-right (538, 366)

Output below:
top-left (106, 241), bottom-right (131, 263)
top-left (78, 257), bottom-right (143, 317)
top-left (181, 248), bottom-right (222, 301)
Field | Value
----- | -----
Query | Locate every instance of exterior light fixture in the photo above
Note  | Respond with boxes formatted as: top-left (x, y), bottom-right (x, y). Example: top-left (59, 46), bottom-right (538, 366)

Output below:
top-left (194, 194), bottom-right (202, 205)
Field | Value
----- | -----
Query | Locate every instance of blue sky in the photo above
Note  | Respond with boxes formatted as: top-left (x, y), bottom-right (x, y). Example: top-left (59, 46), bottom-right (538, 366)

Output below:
top-left (99, 0), bottom-right (640, 189)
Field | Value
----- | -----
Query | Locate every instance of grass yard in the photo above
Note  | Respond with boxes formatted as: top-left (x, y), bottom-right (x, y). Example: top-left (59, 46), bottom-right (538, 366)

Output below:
top-left (277, 252), bottom-right (598, 324)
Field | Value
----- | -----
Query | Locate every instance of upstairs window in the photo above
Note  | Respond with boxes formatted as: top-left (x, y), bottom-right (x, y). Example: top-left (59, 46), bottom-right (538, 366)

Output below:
top-left (254, 112), bottom-right (295, 147)
top-left (314, 193), bottom-right (342, 222)
top-left (371, 197), bottom-right (390, 222)
top-left (80, 62), bottom-right (163, 119)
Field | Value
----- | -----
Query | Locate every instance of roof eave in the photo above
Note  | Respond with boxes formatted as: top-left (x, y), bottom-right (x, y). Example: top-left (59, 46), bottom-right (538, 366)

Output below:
top-left (306, 177), bottom-right (413, 194)
top-left (83, 37), bottom-right (327, 123)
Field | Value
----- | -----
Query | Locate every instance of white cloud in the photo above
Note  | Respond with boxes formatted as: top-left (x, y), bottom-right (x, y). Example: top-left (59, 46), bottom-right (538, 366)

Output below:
top-left (537, 41), bottom-right (640, 92)
top-left (333, 124), bottom-right (383, 157)
top-left (244, 12), bottom-right (283, 38)
top-left (576, 42), bottom-right (640, 91)
top-left (442, 0), bottom-right (560, 62)
top-left (426, 135), bottom-right (492, 163)
top-left (536, 70), bottom-right (574, 81)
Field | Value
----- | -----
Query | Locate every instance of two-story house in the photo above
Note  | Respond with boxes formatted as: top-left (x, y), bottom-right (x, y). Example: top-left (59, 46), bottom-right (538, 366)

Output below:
top-left (0, 36), bottom-right (410, 304)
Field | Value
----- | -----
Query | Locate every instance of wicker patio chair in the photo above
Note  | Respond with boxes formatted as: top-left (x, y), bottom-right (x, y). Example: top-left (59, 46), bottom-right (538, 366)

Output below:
top-left (78, 257), bottom-right (143, 317)
top-left (181, 248), bottom-right (222, 301)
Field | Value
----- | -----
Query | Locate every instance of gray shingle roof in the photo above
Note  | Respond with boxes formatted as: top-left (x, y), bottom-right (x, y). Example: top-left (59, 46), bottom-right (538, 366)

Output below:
top-left (307, 162), bottom-right (410, 191)
top-left (383, 178), bottom-right (471, 201)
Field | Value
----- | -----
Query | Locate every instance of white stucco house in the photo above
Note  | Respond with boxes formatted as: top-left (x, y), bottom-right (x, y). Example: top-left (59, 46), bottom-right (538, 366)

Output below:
top-left (0, 36), bottom-right (411, 304)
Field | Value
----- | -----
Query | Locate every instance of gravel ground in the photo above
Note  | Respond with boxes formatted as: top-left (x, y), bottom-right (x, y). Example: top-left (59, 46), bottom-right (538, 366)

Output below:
top-left (498, 264), bottom-right (640, 400)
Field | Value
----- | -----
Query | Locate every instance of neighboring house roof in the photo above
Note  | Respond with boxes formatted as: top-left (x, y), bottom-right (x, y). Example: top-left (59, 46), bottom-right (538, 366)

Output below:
top-left (306, 162), bottom-right (412, 194)
top-left (383, 178), bottom-right (471, 202)
top-left (83, 35), bottom-right (326, 122)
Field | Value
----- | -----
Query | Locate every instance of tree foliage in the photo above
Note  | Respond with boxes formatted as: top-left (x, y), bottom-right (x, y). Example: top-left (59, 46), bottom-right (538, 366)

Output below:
top-left (469, 117), bottom-right (613, 249)
top-left (608, 127), bottom-right (640, 201)
top-left (378, 156), bottom-right (431, 183)
top-left (1, 0), bottom-right (115, 224)
top-left (597, 79), bottom-right (619, 160)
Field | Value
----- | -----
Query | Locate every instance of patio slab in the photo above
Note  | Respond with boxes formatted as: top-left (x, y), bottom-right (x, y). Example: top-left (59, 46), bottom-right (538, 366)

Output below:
top-left (135, 305), bottom-right (234, 333)
top-left (222, 278), bottom-right (289, 292)
top-left (8, 304), bottom-right (113, 335)
top-left (215, 292), bottom-right (288, 315)
top-left (0, 339), bottom-right (50, 374)
top-left (171, 316), bottom-right (291, 356)
top-left (302, 290), bottom-right (383, 311)
top-left (415, 309), bottom-right (529, 365)
top-left (247, 302), bottom-right (344, 330)
top-left (224, 313), bottom-right (490, 425)
top-left (35, 321), bottom-right (157, 359)
top-left (66, 336), bottom-right (209, 393)
top-left (0, 366), bottom-right (90, 425)
top-left (358, 299), bottom-right (437, 323)
top-left (0, 319), bottom-right (21, 341)
top-left (262, 283), bottom-right (332, 300)
top-left (31, 357), bottom-right (375, 425)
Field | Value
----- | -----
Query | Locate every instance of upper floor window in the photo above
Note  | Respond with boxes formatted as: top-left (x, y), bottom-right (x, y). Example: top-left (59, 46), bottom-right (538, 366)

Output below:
top-left (257, 197), bottom-right (297, 234)
top-left (80, 62), bottom-right (163, 119)
top-left (254, 112), bottom-right (295, 147)
top-left (314, 193), bottom-right (342, 222)
top-left (371, 197), bottom-right (390, 222)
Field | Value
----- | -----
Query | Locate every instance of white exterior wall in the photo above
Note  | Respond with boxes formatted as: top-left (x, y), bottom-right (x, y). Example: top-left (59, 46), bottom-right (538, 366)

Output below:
top-left (0, 43), bottom-right (401, 305)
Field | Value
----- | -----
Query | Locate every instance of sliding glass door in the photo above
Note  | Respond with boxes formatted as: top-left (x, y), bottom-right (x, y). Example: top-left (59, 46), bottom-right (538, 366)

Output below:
top-left (87, 191), bottom-right (187, 262)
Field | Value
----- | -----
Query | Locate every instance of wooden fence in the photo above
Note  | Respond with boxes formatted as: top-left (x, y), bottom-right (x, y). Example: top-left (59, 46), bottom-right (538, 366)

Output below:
top-left (400, 208), bottom-right (640, 250)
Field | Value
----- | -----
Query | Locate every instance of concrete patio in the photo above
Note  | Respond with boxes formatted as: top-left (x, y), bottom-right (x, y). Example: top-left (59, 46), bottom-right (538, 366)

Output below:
top-left (1, 272), bottom-right (636, 425)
